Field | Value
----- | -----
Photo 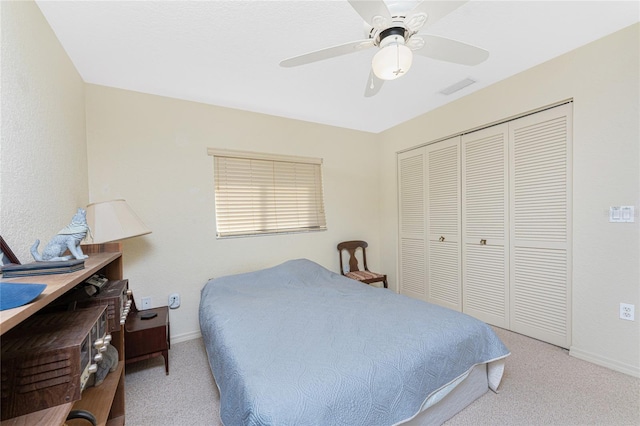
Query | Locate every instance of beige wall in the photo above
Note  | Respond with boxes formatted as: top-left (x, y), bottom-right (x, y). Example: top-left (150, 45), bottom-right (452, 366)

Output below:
top-left (85, 85), bottom-right (381, 341)
top-left (0, 1), bottom-right (87, 262)
top-left (378, 23), bottom-right (640, 376)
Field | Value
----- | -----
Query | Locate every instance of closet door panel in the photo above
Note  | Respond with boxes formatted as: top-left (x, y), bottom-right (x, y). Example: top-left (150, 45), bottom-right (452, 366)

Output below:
top-left (398, 149), bottom-right (428, 300)
top-left (509, 104), bottom-right (572, 348)
top-left (464, 244), bottom-right (507, 322)
top-left (512, 246), bottom-right (568, 339)
top-left (426, 137), bottom-right (461, 311)
top-left (428, 240), bottom-right (460, 307)
top-left (462, 125), bottom-right (509, 327)
top-left (400, 238), bottom-right (426, 299)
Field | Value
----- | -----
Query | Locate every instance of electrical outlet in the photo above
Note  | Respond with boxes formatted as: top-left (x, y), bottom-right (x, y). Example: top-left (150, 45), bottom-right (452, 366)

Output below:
top-left (620, 303), bottom-right (635, 321)
top-left (168, 293), bottom-right (180, 309)
top-left (141, 297), bottom-right (152, 310)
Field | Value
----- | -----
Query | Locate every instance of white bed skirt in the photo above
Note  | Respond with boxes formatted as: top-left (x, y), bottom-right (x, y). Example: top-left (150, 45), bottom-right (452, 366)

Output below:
top-left (398, 359), bottom-right (505, 426)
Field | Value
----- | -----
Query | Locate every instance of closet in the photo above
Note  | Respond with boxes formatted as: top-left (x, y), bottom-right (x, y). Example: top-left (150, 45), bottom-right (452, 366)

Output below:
top-left (398, 103), bottom-right (572, 348)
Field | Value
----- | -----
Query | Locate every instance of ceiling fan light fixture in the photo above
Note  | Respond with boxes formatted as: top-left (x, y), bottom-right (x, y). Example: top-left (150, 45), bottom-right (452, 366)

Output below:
top-left (372, 36), bottom-right (413, 81)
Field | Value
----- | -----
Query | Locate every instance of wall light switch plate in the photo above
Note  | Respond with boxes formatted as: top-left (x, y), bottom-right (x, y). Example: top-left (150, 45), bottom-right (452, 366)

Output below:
top-left (620, 206), bottom-right (635, 222)
top-left (610, 206), bottom-right (635, 223)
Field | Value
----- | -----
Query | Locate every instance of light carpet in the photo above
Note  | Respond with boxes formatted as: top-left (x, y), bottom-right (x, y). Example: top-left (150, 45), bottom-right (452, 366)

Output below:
top-left (124, 327), bottom-right (639, 425)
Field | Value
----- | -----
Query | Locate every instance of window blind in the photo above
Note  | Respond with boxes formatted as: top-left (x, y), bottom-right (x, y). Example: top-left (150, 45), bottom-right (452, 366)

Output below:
top-left (209, 149), bottom-right (327, 238)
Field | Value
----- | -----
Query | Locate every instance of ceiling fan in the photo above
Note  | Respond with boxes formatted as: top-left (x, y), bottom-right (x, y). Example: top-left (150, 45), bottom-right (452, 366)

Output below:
top-left (279, 0), bottom-right (489, 97)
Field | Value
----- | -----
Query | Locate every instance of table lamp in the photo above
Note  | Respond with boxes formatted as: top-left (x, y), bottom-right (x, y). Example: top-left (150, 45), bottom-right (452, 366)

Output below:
top-left (85, 199), bottom-right (151, 244)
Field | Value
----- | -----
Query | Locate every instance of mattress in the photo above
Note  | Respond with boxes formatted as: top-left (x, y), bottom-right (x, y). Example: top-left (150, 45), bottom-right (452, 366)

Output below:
top-left (200, 259), bottom-right (509, 425)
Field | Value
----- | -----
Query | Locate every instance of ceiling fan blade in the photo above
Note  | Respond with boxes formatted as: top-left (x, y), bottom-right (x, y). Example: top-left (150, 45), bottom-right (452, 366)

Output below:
top-left (413, 35), bottom-right (489, 66)
top-left (348, 0), bottom-right (392, 29)
top-left (364, 70), bottom-right (384, 97)
top-left (405, 1), bottom-right (468, 32)
top-left (280, 39), bottom-right (374, 68)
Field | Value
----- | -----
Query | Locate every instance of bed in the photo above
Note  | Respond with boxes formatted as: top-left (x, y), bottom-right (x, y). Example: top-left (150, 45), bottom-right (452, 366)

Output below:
top-left (199, 259), bottom-right (509, 426)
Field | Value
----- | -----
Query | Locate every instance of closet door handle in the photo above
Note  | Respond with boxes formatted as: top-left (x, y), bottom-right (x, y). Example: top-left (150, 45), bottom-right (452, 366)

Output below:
top-left (480, 239), bottom-right (487, 245)
top-left (439, 236), bottom-right (445, 242)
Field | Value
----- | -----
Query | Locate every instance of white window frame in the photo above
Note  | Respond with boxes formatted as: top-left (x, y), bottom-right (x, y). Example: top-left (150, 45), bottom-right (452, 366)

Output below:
top-left (208, 148), bottom-right (327, 238)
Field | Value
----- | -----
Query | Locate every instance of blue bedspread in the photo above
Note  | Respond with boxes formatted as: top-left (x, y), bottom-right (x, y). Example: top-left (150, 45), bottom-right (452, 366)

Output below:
top-left (200, 259), bottom-right (509, 426)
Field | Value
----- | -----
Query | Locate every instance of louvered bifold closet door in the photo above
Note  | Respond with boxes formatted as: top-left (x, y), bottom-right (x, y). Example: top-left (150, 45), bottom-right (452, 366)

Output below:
top-left (398, 148), bottom-right (428, 301)
top-left (462, 124), bottom-right (510, 328)
top-left (509, 104), bottom-right (572, 348)
top-left (426, 137), bottom-right (462, 311)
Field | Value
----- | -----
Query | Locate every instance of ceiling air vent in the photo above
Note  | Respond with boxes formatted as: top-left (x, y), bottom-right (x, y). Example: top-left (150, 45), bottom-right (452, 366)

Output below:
top-left (439, 78), bottom-right (476, 95)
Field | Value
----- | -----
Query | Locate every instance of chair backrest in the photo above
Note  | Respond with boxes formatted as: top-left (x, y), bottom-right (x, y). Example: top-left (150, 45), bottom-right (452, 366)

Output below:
top-left (337, 240), bottom-right (369, 275)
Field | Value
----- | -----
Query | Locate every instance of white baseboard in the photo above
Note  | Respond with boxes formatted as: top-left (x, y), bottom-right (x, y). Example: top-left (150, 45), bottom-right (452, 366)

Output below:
top-left (170, 330), bottom-right (202, 345)
top-left (569, 346), bottom-right (640, 378)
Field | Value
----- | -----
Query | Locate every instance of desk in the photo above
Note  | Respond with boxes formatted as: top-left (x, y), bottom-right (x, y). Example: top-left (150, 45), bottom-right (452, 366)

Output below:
top-left (125, 306), bottom-right (170, 374)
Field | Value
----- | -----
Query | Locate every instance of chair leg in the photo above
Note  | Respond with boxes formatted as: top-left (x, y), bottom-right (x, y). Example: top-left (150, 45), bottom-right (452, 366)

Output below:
top-left (383, 278), bottom-right (388, 289)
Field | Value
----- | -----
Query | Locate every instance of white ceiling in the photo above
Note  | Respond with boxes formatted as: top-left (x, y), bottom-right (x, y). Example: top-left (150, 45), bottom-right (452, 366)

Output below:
top-left (36, 1), bottom-right (639, 134)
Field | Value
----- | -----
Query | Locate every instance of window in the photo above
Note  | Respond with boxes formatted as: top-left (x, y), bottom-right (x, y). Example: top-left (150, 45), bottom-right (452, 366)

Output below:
top-left (208, 148), bottom-right (327, 238)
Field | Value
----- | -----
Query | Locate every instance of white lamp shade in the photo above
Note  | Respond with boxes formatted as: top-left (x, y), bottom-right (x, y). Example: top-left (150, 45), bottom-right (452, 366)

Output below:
top-left (86, 200), bottom-right (151, 244)
top-left (372, 41), bottom-right (413, 81)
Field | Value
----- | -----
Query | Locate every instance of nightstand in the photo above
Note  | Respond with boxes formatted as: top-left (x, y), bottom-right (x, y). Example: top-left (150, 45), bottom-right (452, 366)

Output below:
top-left (125, 305), bottom-right (170, 374)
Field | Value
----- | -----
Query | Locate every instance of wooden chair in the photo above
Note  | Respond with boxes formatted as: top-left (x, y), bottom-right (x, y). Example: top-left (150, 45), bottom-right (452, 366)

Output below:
top-left (337, 240), bottom-right (388, 288)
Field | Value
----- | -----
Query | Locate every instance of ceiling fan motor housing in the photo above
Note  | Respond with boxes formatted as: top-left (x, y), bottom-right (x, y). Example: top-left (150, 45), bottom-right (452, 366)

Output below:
top-left (378, 27), bottom-right (408, 47)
